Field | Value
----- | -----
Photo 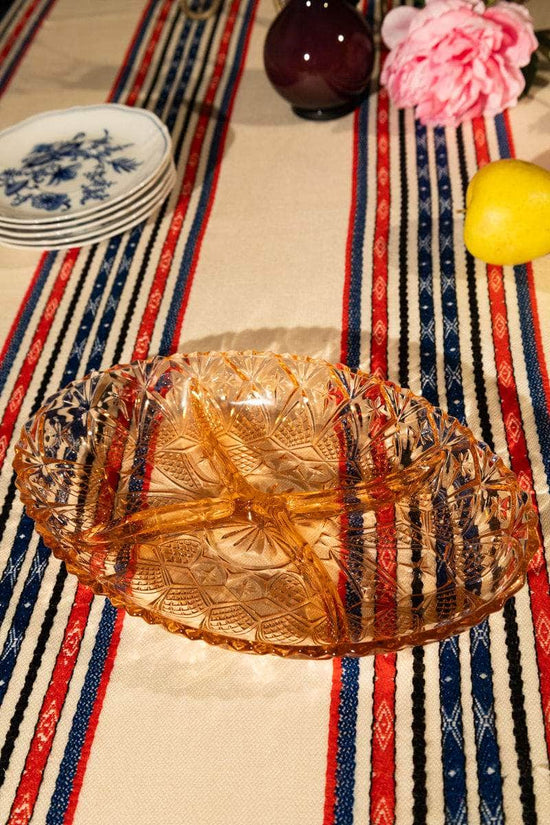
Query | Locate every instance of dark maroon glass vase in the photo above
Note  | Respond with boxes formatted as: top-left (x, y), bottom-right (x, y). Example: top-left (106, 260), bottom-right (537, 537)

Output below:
top-left (263, 0), bottom-right (374, 120)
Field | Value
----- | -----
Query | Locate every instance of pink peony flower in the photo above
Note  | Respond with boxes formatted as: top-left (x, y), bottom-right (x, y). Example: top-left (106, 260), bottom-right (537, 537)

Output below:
top-left (380, 0), bottom-right (538, 127)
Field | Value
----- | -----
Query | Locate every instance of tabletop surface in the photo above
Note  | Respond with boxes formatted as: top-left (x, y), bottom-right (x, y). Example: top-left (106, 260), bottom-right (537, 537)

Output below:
top-left (0, 1), bottom-right (549, 824)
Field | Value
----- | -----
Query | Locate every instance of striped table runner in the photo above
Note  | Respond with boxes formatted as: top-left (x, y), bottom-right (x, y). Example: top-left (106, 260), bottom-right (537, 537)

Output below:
top-left (0, 1), bottom-right (549, 823)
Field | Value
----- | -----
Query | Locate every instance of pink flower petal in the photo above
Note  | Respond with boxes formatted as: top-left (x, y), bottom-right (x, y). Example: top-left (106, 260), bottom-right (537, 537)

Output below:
top-left (381, 6), bottom-right (419, 50)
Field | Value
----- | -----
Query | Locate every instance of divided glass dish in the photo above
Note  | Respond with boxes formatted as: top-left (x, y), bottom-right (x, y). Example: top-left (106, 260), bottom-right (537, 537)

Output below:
top-left (13, 352), bottom-right (538, 658)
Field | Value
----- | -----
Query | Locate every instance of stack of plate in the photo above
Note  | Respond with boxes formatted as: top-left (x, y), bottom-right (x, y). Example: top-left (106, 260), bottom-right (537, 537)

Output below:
top-left (0, 104), bottom-right (175, 250)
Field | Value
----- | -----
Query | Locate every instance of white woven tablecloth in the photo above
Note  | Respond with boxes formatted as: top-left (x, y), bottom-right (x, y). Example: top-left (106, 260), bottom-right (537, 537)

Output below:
top-left (0, 1), bottom-right (549, 824)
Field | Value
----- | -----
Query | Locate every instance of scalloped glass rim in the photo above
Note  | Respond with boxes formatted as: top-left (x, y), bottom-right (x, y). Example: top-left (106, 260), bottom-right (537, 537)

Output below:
top-left (13, 351), bottom-right (539, 658)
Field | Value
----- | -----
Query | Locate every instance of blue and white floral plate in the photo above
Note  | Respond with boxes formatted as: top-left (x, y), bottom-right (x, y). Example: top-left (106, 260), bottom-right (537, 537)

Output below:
top-left (0, 161), bottom-right (176, 250)
top-left (0, 152), bottom-right (174, 230)
top-left (0, 104), bottom-right (172, 224)
top-left (0, 160), bottom-right (176, 238)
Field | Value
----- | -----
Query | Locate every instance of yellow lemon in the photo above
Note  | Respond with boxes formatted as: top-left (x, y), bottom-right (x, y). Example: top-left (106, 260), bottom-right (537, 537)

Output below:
top-left (463, 159), bottom-right (550, 266)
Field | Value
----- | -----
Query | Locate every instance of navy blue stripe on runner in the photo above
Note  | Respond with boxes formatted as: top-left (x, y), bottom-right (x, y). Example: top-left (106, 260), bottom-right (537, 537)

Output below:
top-left (415, 121), bottom-right (437, 408)
top-left (45, 602), bottom-right (118, 824)
top-left (431, 126), bottom-right (466, 825)
top-left (469, 621), bottom-right (503, 825)
top-left (0, 513), bottom-right (35, 626)
top-left (493, 114), bottom-right (510, 162)
top-left (0, 537), bottom-right (50, 706)
top-left (164, 19), bottom-right (205, 132)
top-left (0, 0), bottom-right (58, 96)
top-left (433, 128), bottom-right (462, 421)
top-left (141, 7), bottom-right (183, 110)
top-left (513, 266), bottom-right (550, 483)
top-left (414, 120), bottom-right (468, 825)
top-left (400, 108), bottom-right (427, 825)
top-left (439, 635), bottom-right (467, 825)
top-left (433, 125), bottom-right (503, 825)
top-left (344, 96), bottom-right (370, 373)
top-left (85, 227), bottom-right (144, 374)
top-left (330, 369), bottom-right (363, 824)
top-left (335, 658), bottom-right (360, 825)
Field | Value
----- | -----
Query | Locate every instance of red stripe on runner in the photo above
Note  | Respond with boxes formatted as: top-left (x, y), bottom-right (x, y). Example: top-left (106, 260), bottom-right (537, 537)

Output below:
top-left (370, 79), bottom-right (390, 381)
top-left (62, 609), bottom-right (125, 825)
top-left (8, 586), bottom-right (95, 825)
top-left (370, 445), bottom-right (396, 825)
top-left (134, 0), bottom-right (244, 360)
top-left (63, 372), bottom-right (174, 823)
top-left (0, 0), bottom-right (42, 66)
top-left (0, 248), bottom-right (79, 469)
top-left (108, 0), bottom-right (159, 104)
top-left (125, 0), bottom-right (173, 107)
top-left (472, 115), bottom-right (550, 759)
top-left (370, 652), bottom-right (397, 825)
top-left (90, 382), bottom-right (138, 578)
top-left (0, 251), bottom-right (49, 369)
top-left (121, 375), bottom-right (171, 589)
top-left (369, 47), bottom-right (396, 825)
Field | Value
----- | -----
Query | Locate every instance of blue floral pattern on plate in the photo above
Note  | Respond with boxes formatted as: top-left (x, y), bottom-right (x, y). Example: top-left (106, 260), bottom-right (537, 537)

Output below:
top-left (0, 130), bottom-right (142, 212)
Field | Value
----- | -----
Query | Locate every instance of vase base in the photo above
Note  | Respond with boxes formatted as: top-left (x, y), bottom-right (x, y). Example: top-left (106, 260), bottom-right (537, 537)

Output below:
top-left (291, 99), bottom-right (360, 120)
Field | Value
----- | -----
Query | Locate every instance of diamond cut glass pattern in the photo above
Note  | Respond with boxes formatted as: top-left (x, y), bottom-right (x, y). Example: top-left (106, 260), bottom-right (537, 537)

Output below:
top-left (13, 352), bottom-right (538, 658)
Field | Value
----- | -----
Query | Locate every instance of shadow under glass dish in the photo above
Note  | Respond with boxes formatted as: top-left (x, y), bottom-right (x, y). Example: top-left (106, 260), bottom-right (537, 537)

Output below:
top-left (13, 351), bottom-right (538, 658)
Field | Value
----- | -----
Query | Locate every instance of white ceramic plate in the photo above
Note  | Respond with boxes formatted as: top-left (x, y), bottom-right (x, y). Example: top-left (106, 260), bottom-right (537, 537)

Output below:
top-left (0, 104), bottom-right (172, 223)
top-left (0, 168), bottom-right (176, 250)
top-left (0, 162), bottom-right (176, 239)
top-left (0, 154), bottom-right (174, 230)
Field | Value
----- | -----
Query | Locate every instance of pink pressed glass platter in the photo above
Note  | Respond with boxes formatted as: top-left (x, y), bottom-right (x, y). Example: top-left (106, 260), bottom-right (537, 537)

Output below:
top-left (13, 352), bottom-right (538, 658)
